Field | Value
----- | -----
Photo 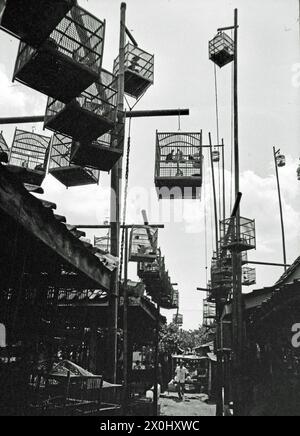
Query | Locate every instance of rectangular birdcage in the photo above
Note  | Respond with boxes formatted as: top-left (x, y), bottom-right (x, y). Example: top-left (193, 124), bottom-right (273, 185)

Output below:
top-left (155, 132), bottom-right (203, 200)
top-left (13, 4), bottom-right (105, 103)
top-left (114, 43), bottom-right (154, 99)
top-left (129, 226), bottom-right (158, 263)
top-left (44, 70), bottom-right (118, 142)
top-left (0, 131), bottom-right (9, 160)
top-left (70, 129), bottom-right (123, 172)
top-left (94, 235), bottom-right (110, 254)
top-left (49, 133), bottom-right (100, 187)
top-left (242, 267), bottom-right (256, 287)
top-left (220, 216), bottom-right (256, 253)
top-left (7, 129), bottom-right (51, 186)
top-left (0, 0), bottom-right (75, 47)
top-left (203, 300), bottom-right (216, 328)
top-left (220, 249), bottom-right (248, 267)
top-left (209, 32), bottom-right (235, 68)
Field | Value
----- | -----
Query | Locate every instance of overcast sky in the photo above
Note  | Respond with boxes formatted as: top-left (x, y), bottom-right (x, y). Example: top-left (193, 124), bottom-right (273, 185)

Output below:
top-left (0, 0), bottom-right (299, 329)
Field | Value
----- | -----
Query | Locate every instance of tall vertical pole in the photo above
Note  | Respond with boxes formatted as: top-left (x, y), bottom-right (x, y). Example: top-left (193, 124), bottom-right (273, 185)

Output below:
top-left (222, 138), bottom-right (226, 223)
top-left (232, 8), bottom-right (244, 416)
top-left (123, 227), bottom-right (129, 413)
top-left (273, 147), bottom-right (287, 272)
top-left (153, 302), bottom-right (160, 417)
top-left (209, 133), bottom-right (223, 416)
top-left (109, 2), bottom-right (126, 384)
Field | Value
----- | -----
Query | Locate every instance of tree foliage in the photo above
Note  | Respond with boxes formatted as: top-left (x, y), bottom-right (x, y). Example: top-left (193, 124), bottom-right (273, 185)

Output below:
top-left (159, 323), bottom-right (213, 355)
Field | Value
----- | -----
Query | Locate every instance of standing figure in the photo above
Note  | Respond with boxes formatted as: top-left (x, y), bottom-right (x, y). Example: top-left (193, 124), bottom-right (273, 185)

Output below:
top-left (175, 361), bottom-right (188, 400)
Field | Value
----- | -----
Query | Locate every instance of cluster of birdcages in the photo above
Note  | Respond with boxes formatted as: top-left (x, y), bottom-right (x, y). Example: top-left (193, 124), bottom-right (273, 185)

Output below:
top-left (0, 1), bottom-right (155, 188)
top-left (155, 132), bottom-right (203, 200)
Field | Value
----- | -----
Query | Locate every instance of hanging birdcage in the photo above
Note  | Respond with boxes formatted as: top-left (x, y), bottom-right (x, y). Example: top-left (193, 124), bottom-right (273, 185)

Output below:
top-left (203, 299), bottom-right (216, 328)
top-left (219, 249), bottom-right (248, 266)
top-left (212, 150), bottom-right (220, 163)
top-left (13, 4), bottom-right (105, 103)
top-left (114, 43), bottom-right (154, 99)
top-left (44, 70), bottom-right (118, 142)
top-left (0, 0), bottom-right (75, 47)
top-left (129, 226), bottom-right (158, 263)
top-left (155, 132), bottom-right (203, 200)
top-left (6, 129), bottom-right (51, 186)
top-left (70, 130), bottom-right (123, 172)
top-left (276, 154), bottom-right (286, 168)
top-left (242, 267), bottom-right (256, 286)
top-left (209, 31), bottom-right (235, 68)
top-left (0, 131), bottom-right (9, 163)
top-left (49, 133), bottom-right (100, 187)
top-left (297, 159), bottom-right (300, 181)
top-left (94, 235), bottom-right (110, 254)
top-left (220, 216), bottom-right (256, 252)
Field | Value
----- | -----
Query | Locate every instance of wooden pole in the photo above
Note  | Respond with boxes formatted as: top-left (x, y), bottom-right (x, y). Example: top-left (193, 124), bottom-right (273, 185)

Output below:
top-left (232, 8), bottom-right (244, 416)
top-left (222, 139), bottom-right (226, 223)
top-left (209, 133), bottom-right (219, 256)
top-left (273, 147), bottom-right (287, 272)
top-left (153, 302), bottom-right (160, 416)
top-left (109, 2), bottom-right (126, 384)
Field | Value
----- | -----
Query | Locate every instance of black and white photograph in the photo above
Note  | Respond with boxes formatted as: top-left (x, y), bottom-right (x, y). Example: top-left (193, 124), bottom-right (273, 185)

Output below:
top-left (0, 0), bottom-right (299, 418)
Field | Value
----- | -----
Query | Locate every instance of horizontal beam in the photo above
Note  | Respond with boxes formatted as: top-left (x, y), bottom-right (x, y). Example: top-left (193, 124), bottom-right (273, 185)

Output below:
top-left (247, 261), bottom-right (291, 268)
top-left (217, 25), bottom-right (238, 32)
top-left (0, 109), bottom-right (190, 125)
top-left (74, 224), bottom-right (165, 229)
top-left (197, 288), bottom-right (209, 292)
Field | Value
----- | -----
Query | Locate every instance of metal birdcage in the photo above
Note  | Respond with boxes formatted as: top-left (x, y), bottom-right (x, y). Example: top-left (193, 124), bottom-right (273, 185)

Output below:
top-left (155, 132), bottom-right (203, 200)
top-left (44, 70), bottom-right (118, 142)
top-left (49, 133), bottom-right (100, 187)
top-left (114, 43), bottom-right (154, 99)
top-left (220, 216), bottom-right (256, 252)
top-left (13, 4), bottom-right (105, 103)
top-left (209, 31), bottom-right (235, 68)
top-left (70, 130), bottom-right (123, 172)
top-left (203, 299), bottom-right (216, 328)
top-left (7, 129), bottom-right (51, 186)
top-left (129, 226), bottom-right (158, 263)
top-left (94, 235), bottom-right (110, 254)
top-left (242, 267), bottom-right (256, 286)
top-left (0, 0), bottom-right (75, 47)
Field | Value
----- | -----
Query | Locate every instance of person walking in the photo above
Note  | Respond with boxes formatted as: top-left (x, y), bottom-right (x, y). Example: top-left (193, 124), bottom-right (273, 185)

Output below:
top-left (175, 361), bottom-right (188, 400)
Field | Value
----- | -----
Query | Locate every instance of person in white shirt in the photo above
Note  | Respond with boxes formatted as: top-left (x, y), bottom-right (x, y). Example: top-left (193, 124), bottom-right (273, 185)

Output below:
top-left (175, 362), bottom-right (189, 400)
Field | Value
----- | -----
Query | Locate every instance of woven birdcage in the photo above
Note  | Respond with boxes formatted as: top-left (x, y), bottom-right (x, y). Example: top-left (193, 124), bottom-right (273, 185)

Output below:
top-left (114, 43), bottom-right (154, 99)
top-left (49, 133), bottom-right (100, 187)
top-left (129, 226), bottom-right (158, 263)
top-left (155, 132), bottom-right (203, 200)
top-left (13, 4), bottom-right (105, 103)
top-left (7, 129), bottom-right (51, 186)
top-left (44, 70), bottom-right (118, 142)
top-left (0, 0), bottom-right (75, 47)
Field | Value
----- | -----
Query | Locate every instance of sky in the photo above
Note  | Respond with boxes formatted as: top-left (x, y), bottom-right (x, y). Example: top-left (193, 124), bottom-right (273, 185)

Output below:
top-left (0, 0), bottom-right (299, 330)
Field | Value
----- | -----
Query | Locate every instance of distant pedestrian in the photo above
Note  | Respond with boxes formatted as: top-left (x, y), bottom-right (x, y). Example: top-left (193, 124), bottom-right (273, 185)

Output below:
top-left (175, 361), bottom-right (188, 400)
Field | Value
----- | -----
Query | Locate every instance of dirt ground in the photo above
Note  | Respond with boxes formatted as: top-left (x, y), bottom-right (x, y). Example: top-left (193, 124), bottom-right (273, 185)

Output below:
top-left (160, 393), bottom-right (216, 417)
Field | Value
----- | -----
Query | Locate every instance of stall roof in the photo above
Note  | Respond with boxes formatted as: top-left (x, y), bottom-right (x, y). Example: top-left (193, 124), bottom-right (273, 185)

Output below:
top-left (0, 163), bottom-right (112, 291)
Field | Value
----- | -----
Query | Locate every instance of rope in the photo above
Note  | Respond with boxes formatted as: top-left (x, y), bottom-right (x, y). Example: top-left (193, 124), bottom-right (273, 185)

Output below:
top-left (203, 154), bottom-right (208, 285)
top-left (230, 31), bottom-right (234, 212)
top-left (214, 64), bottom-right (222, 229)
top-left (119, 117), bottom-right (132, 283)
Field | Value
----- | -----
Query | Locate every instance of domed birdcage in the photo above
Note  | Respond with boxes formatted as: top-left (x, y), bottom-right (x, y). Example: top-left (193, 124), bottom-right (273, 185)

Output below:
top-left (6, 128), bottom-right (51, 186)
top-left (209, 31), bottom-right (235, 68)
top-left (13, 4), bottom-right (105, 103)
top-left (44, 70), bottom-right (118, 142)
top-left (129, 226), bottom-right (158, 263)
top-left (49, 133), bottom-right (100, 187)
top-left (114, 43), bottom-right (154, 99)
top-left (276, 154), bottom-right (286, 168)
top-left (0, 0), bottom-right (75, 47)
top-left (70, 130), bottom-right (123, 173)
top-left (155, 131), bottom-right (203, 200)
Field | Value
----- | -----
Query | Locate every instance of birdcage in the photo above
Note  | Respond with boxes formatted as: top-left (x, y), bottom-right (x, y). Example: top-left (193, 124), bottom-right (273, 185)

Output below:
top-left (218, 249), bottom-right (248, 267)
top-left (276, 154), bottom-right (286, 168)
top-left (70, 130), bottom-right (123, 172)
top-left (220, 216), bottom-right (256, 252)
top-left (6, 129), bottom-right (51, 186)
top-left (203, 300), bottom-right (216, 328)
top-left (94, 235), bottom-right (110, 254)
top-left (242, 267), bottom-right (256, 286)
top-left (13, 4), bottom-right (105, 103)
top-left (209, 32), bottom-right (235, 68)
top-left (155, 132), bottom-right (203, 200)
top-left (129, 226), bottom-right (158, 263)
top-left (49, 133), bottom-right (100, 187)
top-left (0, 131), bottom-right (9, 163)
top-left (44, 70), bottom-right (118, 142)
top-left (114, 43), bottom-right (154, 99)
top-left (297, 160), bottom-right (300, 181)
top-left (0, 0), bottom-right (75, 47)
top-left (212, 150), bottom-right (220, 163)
